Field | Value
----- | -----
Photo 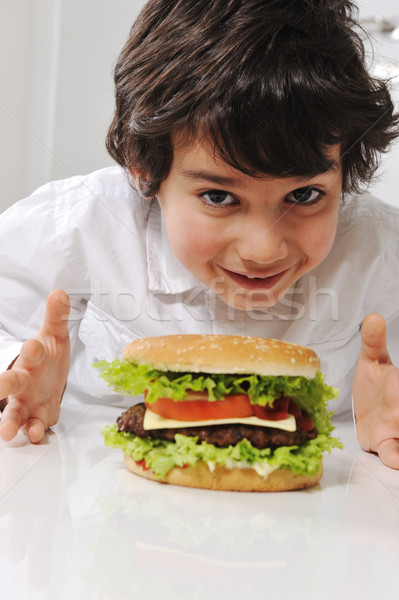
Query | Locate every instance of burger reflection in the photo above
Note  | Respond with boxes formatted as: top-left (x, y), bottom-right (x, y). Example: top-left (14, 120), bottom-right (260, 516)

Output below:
top-left (76, 457), bottom-right (334, 600)
top-left (344, 450), bottom-right (399, 596)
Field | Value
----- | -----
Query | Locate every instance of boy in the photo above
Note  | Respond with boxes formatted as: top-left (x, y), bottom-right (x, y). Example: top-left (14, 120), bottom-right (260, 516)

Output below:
top-left (1, 0), bottom-right (399, 468)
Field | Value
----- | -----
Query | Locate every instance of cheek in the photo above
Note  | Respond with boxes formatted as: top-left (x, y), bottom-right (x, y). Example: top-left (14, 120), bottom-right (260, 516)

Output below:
top-left (304, 213), bottom-right (338, 263)
top-left (165, 215), bottom-right (222, 263)
top-left (159, 193), bottom-right (225, 268)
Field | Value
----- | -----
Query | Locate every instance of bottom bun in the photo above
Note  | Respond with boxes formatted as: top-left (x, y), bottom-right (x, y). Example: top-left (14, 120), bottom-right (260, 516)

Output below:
top-left (124, 455), bottom-right (323, 492)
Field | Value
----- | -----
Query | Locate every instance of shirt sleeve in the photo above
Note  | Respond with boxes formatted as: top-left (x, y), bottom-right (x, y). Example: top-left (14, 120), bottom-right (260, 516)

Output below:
top-left (0, 183), bottom-right (80, 373)
top-left (369, 206), bottom-right (399, 364)
top-left (0, 340), bottom-right (22, 373)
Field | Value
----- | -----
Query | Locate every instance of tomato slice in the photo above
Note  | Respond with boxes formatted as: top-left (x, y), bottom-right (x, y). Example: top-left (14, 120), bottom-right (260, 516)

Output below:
top-left (145, 391), bottom-right (253, 421)
top-left (253, 406), bottom-right (290, 421)
top-left (287, 399), bottom-right (314, 431)
top-left (287, 400), bottom-right (301, 419)
top-left (296, 410), bottom-right (314, 432)
top-left (253, 396), bottom-right (290, 421)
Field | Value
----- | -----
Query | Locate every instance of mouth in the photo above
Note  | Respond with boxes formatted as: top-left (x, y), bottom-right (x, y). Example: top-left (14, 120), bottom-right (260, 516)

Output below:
top-left (219, 266), bottom-right (292, 291)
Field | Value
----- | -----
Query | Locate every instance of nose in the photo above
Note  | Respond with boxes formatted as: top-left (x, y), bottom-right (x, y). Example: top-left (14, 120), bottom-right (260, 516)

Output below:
top-left (235, 215), bottom-right (290, 264)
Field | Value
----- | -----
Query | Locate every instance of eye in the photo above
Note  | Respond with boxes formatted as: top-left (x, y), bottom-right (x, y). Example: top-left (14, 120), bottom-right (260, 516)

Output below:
top-left (200, 190), bottom-right (237, 207)
top-left (286, 187), bottom-right (325, 205)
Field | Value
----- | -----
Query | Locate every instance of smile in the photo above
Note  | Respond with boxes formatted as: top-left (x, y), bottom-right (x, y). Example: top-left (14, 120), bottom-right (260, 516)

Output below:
top-left (219, 266), bottom-right (292, 290)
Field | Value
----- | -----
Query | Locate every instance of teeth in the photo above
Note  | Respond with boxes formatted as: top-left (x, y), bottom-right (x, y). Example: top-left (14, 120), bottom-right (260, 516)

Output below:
top-left (246, 274), bottom-right (264, 279)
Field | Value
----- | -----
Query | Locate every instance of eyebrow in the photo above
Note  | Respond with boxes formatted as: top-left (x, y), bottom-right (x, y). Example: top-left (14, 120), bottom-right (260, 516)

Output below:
top-left (179, 169), bottom-right (245, 188)
top-left (179, 163), bottom-right (340, 187)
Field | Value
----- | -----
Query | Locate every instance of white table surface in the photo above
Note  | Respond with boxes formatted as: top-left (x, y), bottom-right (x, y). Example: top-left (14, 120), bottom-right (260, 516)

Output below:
top-left (1, 393), bottom-right (399, 600)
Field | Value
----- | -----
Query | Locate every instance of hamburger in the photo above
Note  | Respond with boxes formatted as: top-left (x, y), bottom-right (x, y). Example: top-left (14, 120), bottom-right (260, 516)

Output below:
top-left (98, 334), bottom-right (341, 492)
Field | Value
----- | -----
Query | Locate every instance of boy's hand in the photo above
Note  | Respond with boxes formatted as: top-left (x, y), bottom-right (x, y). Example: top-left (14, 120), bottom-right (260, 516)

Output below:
top-left (353, 313), bottom-right (399, 469)
top-left (0, 290), bottom-right (70, 443)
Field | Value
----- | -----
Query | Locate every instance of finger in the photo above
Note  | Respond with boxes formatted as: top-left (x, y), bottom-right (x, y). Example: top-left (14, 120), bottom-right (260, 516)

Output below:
top-left (360, 313), bottom-right (391, 364)
top-left (23, 418), bottom-right (46, 444)
top-left (0, 401), bottom-right (26, 441)
top-left (40, 290), bottom-right (70, 341)
top-left (0, 368), bottom-right (28, 400)
top-left (376, 438), bottom-right (399, 470)
top-left (8, 505), bottom-right (35, 563)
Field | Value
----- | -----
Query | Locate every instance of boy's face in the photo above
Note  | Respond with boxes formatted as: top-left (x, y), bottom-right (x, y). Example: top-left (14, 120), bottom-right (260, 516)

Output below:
top-left (136, 137), bottom-right (342, 311)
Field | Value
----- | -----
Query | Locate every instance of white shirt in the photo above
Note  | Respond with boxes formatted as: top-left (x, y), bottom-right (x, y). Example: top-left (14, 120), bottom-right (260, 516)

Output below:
top-left (1, 166), bottom-right (399, 413)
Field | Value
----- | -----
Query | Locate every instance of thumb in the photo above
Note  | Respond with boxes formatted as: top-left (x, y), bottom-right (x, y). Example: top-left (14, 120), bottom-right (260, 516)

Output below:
top-left (360, 313), bottom-right (391, 364)
top-left (40, 290), bottom-right (70, 341)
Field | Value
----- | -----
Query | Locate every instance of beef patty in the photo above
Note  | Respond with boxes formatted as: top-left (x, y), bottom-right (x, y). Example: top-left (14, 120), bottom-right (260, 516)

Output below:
top-left (117, 403), bottom-right (318, 450)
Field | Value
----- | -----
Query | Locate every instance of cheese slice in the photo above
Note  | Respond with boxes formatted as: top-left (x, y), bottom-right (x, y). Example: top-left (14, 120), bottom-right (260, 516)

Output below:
top-left (143, 408), bottom-right (296, 432)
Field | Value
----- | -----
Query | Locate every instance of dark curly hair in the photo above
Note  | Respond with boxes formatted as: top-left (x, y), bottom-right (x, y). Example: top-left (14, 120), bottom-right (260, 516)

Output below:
top-left (106, 0), bottom-right (399, 198)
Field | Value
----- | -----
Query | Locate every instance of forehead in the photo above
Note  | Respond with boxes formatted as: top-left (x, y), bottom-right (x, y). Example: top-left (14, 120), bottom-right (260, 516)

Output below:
top-left (171, 132), bottom-right (342, 184)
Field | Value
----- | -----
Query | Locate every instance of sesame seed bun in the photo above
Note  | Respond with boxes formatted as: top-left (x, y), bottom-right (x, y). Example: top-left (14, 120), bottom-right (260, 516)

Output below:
top-left (124, 454), bottom-right (323, 492)
top-left (122, 334), bottom-right (320, 378)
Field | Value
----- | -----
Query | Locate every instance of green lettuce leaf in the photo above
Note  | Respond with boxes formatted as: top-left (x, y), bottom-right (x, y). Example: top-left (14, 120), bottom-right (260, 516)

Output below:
top-left (102, 424), bottom-right (342, 479)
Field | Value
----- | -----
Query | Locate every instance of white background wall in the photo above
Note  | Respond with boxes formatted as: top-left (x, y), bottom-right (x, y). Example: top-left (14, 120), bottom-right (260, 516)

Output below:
top-left (357, 0), bottom-right (399, 204)
top-left (0, 0), bottom-right (398, 213)
top-left (0, 0), bottom-right (146, 213)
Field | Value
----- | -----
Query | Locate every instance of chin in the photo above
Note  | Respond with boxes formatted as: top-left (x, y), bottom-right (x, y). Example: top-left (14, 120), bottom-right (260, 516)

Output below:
top-left (219, 288), bottom-right (286, 312)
